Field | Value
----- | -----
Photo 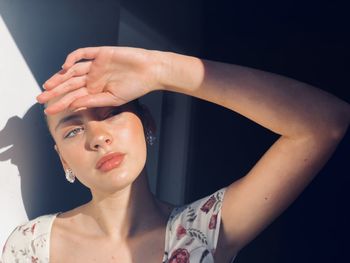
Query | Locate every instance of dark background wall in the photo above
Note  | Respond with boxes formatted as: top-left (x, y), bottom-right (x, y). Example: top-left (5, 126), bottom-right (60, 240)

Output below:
top-left (1, 0), bottom-right (348, 261)
top-left (185, 1), bottom-right (349, 262)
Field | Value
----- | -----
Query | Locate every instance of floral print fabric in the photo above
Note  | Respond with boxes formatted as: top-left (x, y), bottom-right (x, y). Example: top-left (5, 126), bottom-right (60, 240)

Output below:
top-left (2, 187), bottom-right (234, 262)
top-left (1, 214), bottom-right (56, 263)
top-left (163, 187), bottom-right (228, 263)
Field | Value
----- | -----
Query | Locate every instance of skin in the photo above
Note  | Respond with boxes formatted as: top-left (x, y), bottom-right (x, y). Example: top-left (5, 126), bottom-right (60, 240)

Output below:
top-left (37, 46), bottom-right (350, 262)
top-left (46, 100), bottom-right (173, 262)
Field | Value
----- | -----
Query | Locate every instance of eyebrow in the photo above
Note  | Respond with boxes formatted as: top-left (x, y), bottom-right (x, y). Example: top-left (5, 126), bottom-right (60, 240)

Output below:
top-left (54, 114), bottom-right (83, 132)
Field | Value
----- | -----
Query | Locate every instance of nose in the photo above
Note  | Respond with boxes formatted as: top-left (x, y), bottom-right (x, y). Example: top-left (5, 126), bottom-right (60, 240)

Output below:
top-left (87, 122), bottom-right (113, 151)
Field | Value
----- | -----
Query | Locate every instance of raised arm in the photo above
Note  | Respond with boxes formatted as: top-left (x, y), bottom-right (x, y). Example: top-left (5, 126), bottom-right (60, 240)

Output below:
top-left (38, 47), bottom-right (350, 257)
top-left (159, 52), bottom-right (350, 255)
top-left (161, 52), bottom-right (349, 138)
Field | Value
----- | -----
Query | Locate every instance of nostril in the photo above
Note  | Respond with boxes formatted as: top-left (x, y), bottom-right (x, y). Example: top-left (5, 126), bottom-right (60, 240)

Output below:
top-left (90, 134), bottom-right (112, 150)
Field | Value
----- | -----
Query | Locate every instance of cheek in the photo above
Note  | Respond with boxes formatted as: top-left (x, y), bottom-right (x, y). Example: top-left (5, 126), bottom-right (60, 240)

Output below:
top-left (121, 114), bottom-right (147, 159)
top-left (54, 113), bottom-right (147, 185)
top-left (57, 140), bottom-right (86, 171)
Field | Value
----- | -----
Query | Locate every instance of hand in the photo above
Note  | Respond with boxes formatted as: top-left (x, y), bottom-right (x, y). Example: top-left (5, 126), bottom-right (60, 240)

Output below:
top-left (37, 46), bottom-right (165, 114)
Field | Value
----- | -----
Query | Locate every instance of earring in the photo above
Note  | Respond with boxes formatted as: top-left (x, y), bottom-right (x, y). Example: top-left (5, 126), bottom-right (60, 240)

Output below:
top-left (65, 168), bottom-right (76, 183)
top-left (145, 128), bottom-right (156, 146)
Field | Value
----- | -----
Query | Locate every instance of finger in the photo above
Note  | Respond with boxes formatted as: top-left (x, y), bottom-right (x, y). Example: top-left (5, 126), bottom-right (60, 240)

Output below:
top-left (44, 61), bottom-right (91, 90)
top-left (62, 47), bottom-right (101, 70)
top-left (70, 93), bottom-right (126, 109)
top-left (37, 76), bottom-right (87, 104)
top-left (44, 88), bottom-right (89, 115)
top-left (43, 68), bottom-right (66, 90)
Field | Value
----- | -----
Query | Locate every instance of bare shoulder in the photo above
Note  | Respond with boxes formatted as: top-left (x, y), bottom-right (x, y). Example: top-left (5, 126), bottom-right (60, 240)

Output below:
top-left (50, 204), bottom-right (95, 262)
top-left (51, 203), bottom-right (89, 237)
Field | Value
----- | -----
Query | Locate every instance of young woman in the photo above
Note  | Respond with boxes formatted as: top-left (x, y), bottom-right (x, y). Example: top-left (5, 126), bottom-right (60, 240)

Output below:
top-left (2, 46), bottom-right (349, 263)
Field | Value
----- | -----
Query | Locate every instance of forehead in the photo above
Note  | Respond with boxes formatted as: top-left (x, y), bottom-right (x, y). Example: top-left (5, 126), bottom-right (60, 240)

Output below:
top-left (45, 100), bottom-right (139, 131)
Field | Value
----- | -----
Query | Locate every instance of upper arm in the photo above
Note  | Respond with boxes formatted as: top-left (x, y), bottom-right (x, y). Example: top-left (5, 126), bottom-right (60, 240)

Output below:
top-left (219, 131), bottom-right (346, 253)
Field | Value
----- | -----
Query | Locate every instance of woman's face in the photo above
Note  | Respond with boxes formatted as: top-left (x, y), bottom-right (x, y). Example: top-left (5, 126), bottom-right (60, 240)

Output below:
top-left (46, 102), bottom-right (147, 194)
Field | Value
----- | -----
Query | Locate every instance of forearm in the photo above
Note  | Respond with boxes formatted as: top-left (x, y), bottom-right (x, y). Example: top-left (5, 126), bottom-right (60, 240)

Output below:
top-left (159, 51), bottom-right (350, 139)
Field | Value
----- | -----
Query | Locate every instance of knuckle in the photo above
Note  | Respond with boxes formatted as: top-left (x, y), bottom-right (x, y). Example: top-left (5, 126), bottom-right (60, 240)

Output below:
top-left (82, 76), bottom-right (87, 85)
top-left (76, 48), bottom-right (84, 57)
top-left (71, 78), bottom-right (80, 87)
top-left (71, 77), bottom-right (83, 87)
top-left (51, 89), bottom-right (59, 97)
top-left (69, 68), bottom-right (77, 76)
top-left (64, 82), bottom-right (72, 90)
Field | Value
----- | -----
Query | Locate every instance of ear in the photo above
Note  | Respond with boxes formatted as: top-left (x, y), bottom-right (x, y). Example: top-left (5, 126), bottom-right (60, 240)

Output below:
top-left (139, 104), bottom-right (157, 135)
top-left (54, 144), bottom-right (69, 171)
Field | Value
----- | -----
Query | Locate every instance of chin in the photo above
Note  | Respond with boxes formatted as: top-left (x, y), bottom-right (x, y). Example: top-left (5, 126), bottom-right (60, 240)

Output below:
top-left (96, 166), bottom-right (144, 194)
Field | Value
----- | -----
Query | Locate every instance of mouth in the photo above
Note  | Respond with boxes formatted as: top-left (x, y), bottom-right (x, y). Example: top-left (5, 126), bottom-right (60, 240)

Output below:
top-left (96, 152), bottom-right (126, 172)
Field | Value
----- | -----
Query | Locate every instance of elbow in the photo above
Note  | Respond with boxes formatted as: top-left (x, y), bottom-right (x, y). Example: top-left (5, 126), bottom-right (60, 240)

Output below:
top-left (311, 101), bottom-right (350, 141)
top-left (329, 124), bottom-right (348, 141)
top-left (328, 102), bottom-right (350, 140)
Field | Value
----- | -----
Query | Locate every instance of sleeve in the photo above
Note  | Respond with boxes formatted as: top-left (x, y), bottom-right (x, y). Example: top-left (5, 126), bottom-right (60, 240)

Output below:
top-left (1, 226), bottom-right (23, 262)
top-left (1, 214), bottom-right (55, 263)
top-left (167, 187), bottom-right (226, 255)
top-left (188, 187), bottom-right (226, 252)
top-left (1, 220), bottom-right (40, 263)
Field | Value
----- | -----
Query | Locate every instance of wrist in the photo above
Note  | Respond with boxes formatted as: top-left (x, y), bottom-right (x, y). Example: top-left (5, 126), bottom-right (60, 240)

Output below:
top-left (150, 50), bottom-right (171, 91)
top-left (154, 51), bottom-right (204, 95)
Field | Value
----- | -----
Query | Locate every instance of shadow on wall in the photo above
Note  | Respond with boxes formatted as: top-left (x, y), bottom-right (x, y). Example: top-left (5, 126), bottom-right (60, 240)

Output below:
top-left (0, 103), bottom-right (90, 219)
top-left (0, 1), bottom-right (120, 219)
top-left (0, 1), bottom-right (120, 84)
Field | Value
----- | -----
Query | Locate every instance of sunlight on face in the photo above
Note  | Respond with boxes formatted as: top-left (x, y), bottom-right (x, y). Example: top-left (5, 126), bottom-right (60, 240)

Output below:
top-left (45, 100), bottom-right (147, 194)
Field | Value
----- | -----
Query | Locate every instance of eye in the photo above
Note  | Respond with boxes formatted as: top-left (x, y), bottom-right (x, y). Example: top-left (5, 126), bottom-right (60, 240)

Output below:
top-left (64, 127), bottom-right (84, 139)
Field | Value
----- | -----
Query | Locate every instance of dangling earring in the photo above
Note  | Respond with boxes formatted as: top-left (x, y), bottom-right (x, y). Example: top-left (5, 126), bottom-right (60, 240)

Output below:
top-left (139, 103), bottom-right (157, 146)
top-left (65, 168), bottom-right (75, 183)
top-left (145, 128), bottom-right (156, 146)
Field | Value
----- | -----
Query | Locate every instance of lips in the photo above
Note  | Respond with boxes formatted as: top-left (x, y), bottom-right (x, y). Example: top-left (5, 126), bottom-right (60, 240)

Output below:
top-left (96, 152), bottom-right (125, 172)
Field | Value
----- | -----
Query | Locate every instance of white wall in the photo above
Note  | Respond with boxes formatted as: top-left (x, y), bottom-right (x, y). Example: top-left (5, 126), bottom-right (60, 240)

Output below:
top-left (0, 14), bottom-right (38, 246)
top-left (0, 0), bottom-right (121, 248)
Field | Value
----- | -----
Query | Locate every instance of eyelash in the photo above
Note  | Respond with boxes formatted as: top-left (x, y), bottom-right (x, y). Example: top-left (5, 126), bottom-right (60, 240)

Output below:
top-left (64, 127), bottom-right (84, 139)
top-left (62, 109), bottom-right (121, 139)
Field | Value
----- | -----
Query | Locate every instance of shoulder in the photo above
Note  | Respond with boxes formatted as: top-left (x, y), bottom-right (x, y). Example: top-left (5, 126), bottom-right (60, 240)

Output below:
top-left (1, 213), bottom-right (58, 262)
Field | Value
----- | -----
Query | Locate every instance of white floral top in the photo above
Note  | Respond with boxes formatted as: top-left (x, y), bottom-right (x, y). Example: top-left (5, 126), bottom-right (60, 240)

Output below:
top-left (2, 188), bottom-right (237, 263)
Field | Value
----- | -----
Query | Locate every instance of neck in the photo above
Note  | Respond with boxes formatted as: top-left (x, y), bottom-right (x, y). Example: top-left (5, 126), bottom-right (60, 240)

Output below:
top-left (81, 170), bottom-right (167, 240)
